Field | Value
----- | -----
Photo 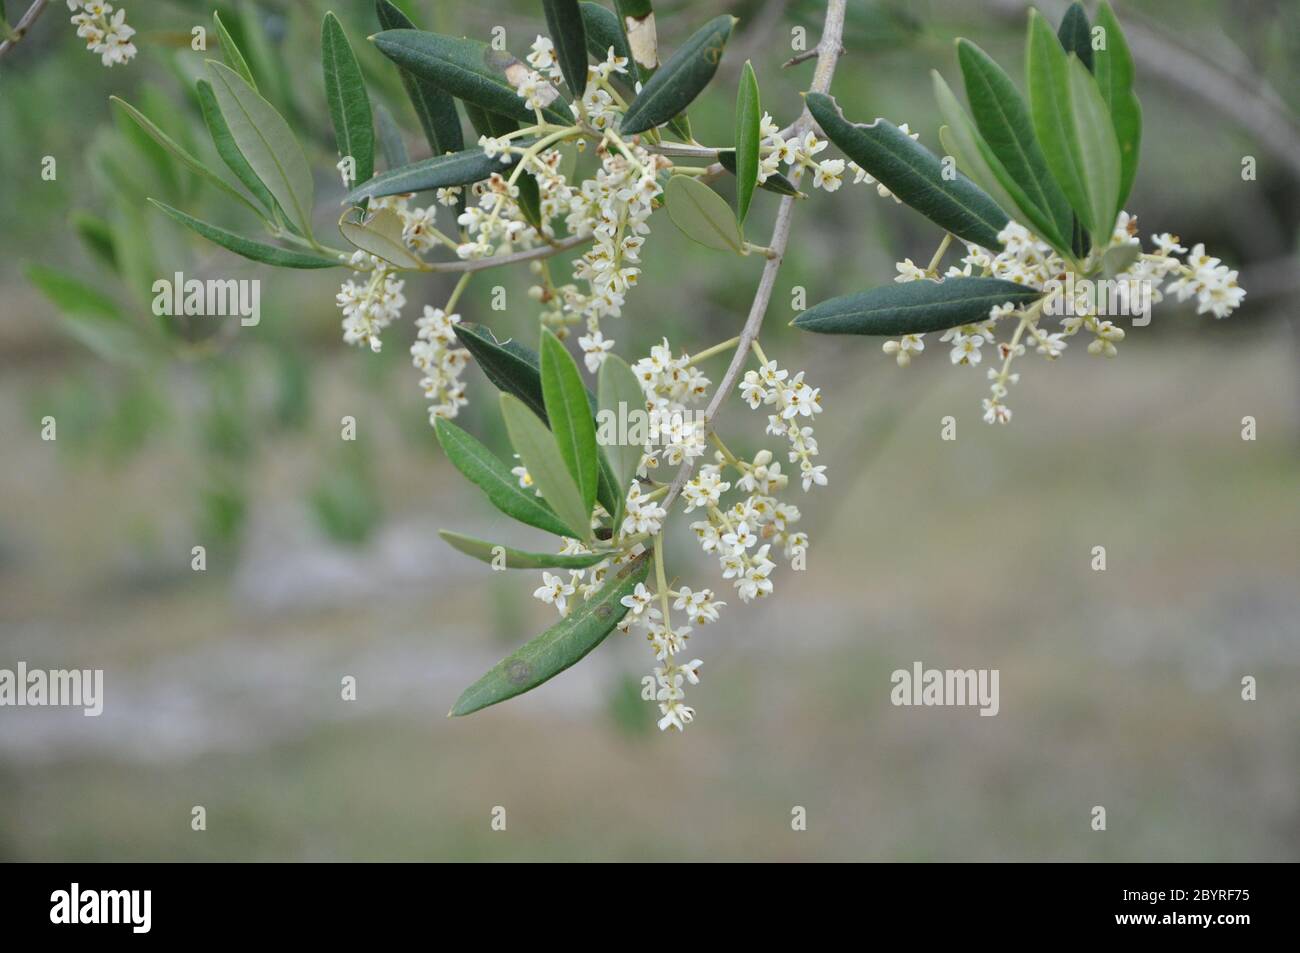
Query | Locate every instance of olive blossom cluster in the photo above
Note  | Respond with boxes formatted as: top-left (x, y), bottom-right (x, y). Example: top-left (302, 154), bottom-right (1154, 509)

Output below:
top-left (882, 213), bottom-right (1246, 425)
top-left (66, 0), bottom-right (135, 66)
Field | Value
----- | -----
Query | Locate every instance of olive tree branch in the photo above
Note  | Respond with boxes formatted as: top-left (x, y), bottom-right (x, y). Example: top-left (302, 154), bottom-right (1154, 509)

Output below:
top-left (0, 0), bottom-right (51, 59)
top-left (661, 0), bottom-right (848, 511)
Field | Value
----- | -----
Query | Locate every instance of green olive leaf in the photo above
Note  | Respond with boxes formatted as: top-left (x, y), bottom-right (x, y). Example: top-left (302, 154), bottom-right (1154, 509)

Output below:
top-left (450, 552), bottom-right (651, 716)
top-left (807, 91), bottom-right (1008, 249)
top-left (1093, 0), bottom-right (1142, 215)
top-left (371, 29), bottom-right (570, 126)
top-left (542, 0), bottom-right (590, 97)
top-left (500, 393), bottom-right (593, 541)
top-left (150, 200), bottom-right (342, 269)
top-left (338, 205), bottom-right (428, 270)
top-left (792, 276), bottom-right (1042, 336)
top-left (344, 146), bottom-right (519, 205)
top-left (619, 15), bottom-right (734, 135)
top-left (438, 530), bottom-right (608, 570)
top-left (733, 60), bottom-right (761, 224)
top-left (204, 60), bottom-right (316, 239)
top-left (665, 174), bottom-right (743, 253)
top-left (435, 418), bottom-right (575, 537)
top-left (375, 0), bottom-right (465, 158)
top-left (322, 11), bottom-right (375, 186)
top-left (540, 328), bottom-right (599, 518)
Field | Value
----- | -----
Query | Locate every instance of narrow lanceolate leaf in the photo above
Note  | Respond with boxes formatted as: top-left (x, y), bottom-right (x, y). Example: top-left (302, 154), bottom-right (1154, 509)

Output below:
top-left (580, 2), bottom-right (633, 70)
top-left (455, 324), bottom-right (623, 519)
top-left (322, 12), bottom-right (375, 186)
top-left (204, 60), bottom-right (316, 238)
top-left (718, 150), bottom-right (802, 197)
top-left (344, 146), bottom-right (517, 204)
top-left (734, 60), bottom-right (761, 225)
top-left (434, 418), bottom-right (574, 538)
top-left (1093, 0), bottom-right (1142, 214)
top-left (375, 0), bottom-right (464, 158)
top-left (438, 530), bottom-right (608, 570)
top-left (338, 206), bottom-right (428, 270)
top-left (1027, 10), bottom-right (1118, 239)
top-left (213, 11), bottom-right (256, 90)
top-left (955, 39), bottom-right (1074, 250)
top-left (371, 30), bottom-right (570, 126)
top-left (500, 393), bottom-right (593, 540)
top-left (149, 200), bottom-right (342, 269)
top-left (540, 329), bottom-right (599, 518)
top-left (807, 92), bottom-right (1008, 249)
top-left (665, 175), bottom-right (743, 253)
top-left (1056, 1), bottom-right (1094, 72)
top-left (792, 277), bottom-right (1042, 336)
top-left (450, 552), bottom-right (651, 716)
top-left (543, 0), bottom-right (589, 97)
top-left (373, 101), bottom-right (410, 170)
top-left (195, 80), bottom-right (276, 215)
top-left (620, 15), bottom-right (734, 135)
top-left (1067, 54), bottom-right (1121, 240)
top-left (596, 353), bottom-right (645, 524)
top-left (109, 95), bottom-right (265, 221)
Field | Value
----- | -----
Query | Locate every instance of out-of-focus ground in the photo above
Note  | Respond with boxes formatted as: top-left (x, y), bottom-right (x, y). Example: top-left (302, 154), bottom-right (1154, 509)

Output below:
top-left (2, 334), bottom-right (1295, 861)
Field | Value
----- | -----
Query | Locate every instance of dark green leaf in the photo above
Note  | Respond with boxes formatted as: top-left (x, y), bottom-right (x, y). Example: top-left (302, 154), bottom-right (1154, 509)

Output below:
top-left (792, 276), bottom-right (1042, 336)
top-left (807, 92), bottom-right (1008, 248)
top-left (734, 60), bottom-right (760, 224)
top-left (322, 12), bottom-right (375, 186)
top-left (204, 60), bottom-right (316, 238)
top-left (955, 39), bottom-right (1074, 251)
top-left (456, 322), bottom-right (552, 421)
top-left (1093, 0), bottom-right (1142, 214)
top-left (344, 146), bottom-right (516, 205)
top-left (717, 150), bottom-right (801, 197)
top-left (620, 15), bottom-right (734, 135)
top-left (438, 530), bottom-right (608, 569)
top-left (372, 30), bottom-right (570, 126)
top-left (543, 0), bottom-right (590, 97)
top-left (434, 417), bottom-right (574, 537)
top-left (500, 393), bottom-right (592, 540)
top-left (149, 200), bottom-right (342, 269)
top-left (540, 328), bottom-right (599, 517)
top-left (450, 552), bottom-right (651, 716)
top-left (1056, 2), bottom-right (1094, 72)
top-left (1065, 53), bottom-right (1121, 239)
top-left (375, 0), bottom-right (465, 158)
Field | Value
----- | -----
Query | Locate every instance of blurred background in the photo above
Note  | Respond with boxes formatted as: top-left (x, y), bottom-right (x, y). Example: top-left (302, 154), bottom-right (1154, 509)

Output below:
top-left (0, 0), bottom-right (1296, 861)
